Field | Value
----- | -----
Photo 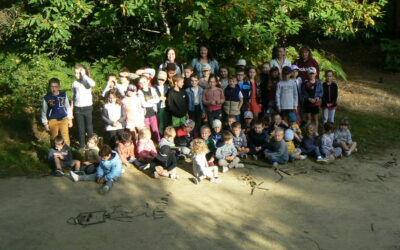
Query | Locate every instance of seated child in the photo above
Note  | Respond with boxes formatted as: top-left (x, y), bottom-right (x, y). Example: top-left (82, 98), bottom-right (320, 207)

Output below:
top-left (334, 118), bottom-right (357, 156)
top-left (70, 134), bottom-right (100, 182)
top-left (300, 123), bottom-right (329, 163)
top-left (225, 115), bottom-right (237, 133)
top-left (284, 129), bottom-right (306, 162)
top-left (211, 119), bottom-right (223, 147)
top-left (191, 138), bottom-right (221, 184)
top-left (231, 122), bottom-right (250, 158)
top-left (248, 120), bottom-right (269, 160)
top-left (135, 128), bottom-right (157, 170)
top-left (243, 111), bottom-right (254, 134)
top-left (216, 131), bottom-right (244, 172)
top-left (96, 144), bottom-right (122, 194)
top-left (159, 126), bottom-right (177, 149)
top-left (287, 112), bottom-right (302, 144)
top-left (266, 113), bottom-right (289, 135)
top-left (48, 136), bottom-right (80, 177)
top-left (320, 122), bottom-right (342, 160)
top-left (264, 128), bottom-right (289, 167)
top-left (200, 125), bottom-right (217, 165)
top-left (151, 145), bottom-right (179, 179)
top-left (117, 130), bottom-right (136, 167)
top-left (175, 119), bottom-right (195, 159)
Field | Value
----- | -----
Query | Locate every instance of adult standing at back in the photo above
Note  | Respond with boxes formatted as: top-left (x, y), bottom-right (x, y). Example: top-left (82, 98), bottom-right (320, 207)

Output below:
top-left (71, 64), bottom-right (95, 150)
top-left (269, 46), bottom-right (291, 76)
top-left (159, 48), bottom-right (182, 76)
top-left (294, 46), bottom-right (320, 81)
top-left (191, 45), bottom-right (219, 78)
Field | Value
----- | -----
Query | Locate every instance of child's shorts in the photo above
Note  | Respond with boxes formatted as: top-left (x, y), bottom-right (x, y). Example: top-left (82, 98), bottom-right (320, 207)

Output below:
top-left (303, 103), bottom-right (320, 114)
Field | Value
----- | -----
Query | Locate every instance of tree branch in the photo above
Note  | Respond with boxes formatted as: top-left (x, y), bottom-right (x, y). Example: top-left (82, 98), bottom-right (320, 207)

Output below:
top-left (159, 0), bottom-right (171, 37)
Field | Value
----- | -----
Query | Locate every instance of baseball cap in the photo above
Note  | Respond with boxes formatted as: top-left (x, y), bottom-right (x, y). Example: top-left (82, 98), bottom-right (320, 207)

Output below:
top-left (308, 67), bottom-right (317, 74)
top-left (244, 111), bottom-right (253, 119)
top-left (284, 129), bottom-right (294, 141)
top-left (236, 59), bottom-right (246, 66)
top-left (202, 64), bottom-right (211, 71)
top-left (127, 84), bottom-right (137, 92)
top-left (157, 71), bottom-right (167, 81)
top-left (290, 65), bottom-right (299, 71)
top-left (287, 112), bottom-right (297, 123)
top-left (184, 119), bottom-right (195, 128)
top-left (212, 119), bottom-right (222, 128)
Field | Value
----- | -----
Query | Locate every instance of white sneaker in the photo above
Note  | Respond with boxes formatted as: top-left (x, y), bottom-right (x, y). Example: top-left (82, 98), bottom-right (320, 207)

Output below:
top-left (317, 157), bottom-right (329, 163)
top-left (253, 155), bottom-right (258, 161)
top-left (70, 171), bottom-right (79, 182)
top-left (121, 168), bottom-right (126, 174)
top-left (192, 177), bottom-right (200, 184)
top-left (210, 177), bottom-right (221, 183)
top-left (100, 185), bottom-right (110, 195)
top-left (235, 163), bottom-right (245, 168)
top-left (272, 162), bottom-right (279, 167)
top-left (222, 166), bottom-right (229, 173)
top-left (299, 155), bottom-right (307, 160)
top-left (169, 173), bottom-right (179, 179)
top-left (143, 163), bottom-right (150, 170)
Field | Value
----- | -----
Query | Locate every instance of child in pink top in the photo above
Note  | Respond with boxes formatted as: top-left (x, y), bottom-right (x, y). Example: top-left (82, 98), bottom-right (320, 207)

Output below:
top-left (202, 75), bottom-right (225, 125)
top-left (135, 128), bottom-right (157, 170)
top-left (122, 84), bottom-right (145, 140)
top-left (117, 130), bottom-right (136, 166)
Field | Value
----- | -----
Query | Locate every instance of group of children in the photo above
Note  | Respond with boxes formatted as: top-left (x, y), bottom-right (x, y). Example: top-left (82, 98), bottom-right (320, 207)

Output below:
top-left (44, 48), bottom-right (358, 194)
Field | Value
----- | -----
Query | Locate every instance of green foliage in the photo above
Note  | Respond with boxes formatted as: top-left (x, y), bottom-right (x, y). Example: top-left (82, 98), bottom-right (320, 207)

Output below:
top-left (380, 39), bottom-right (400, 71)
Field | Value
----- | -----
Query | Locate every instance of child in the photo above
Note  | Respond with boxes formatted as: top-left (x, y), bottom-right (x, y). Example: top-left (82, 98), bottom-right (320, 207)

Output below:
top-left (237, 69), bottom-right (251, 115)
top-left (225, 115), bottom-right (237, 132)
top-left (267, 113), bottom-right (289, 135)
top-left (231, 122), bottom-right (250, 158)
top-left (186, 74), bottom-right (206, 135)
top-left (265, 67), bottom-right (280, 116)
top-left (191, 139), bottom-right (221, 184)
top-left (123, 84), bottom-right (145, 140)
top-left (167, 75), bottom-right (189, 127)
top-left (223, 76), bottom-right (243, 122)
top-left (159, 126), bottom-right (177, 149)
top-left (41, 78), bottom-right (73, 146)
top-left (301, 67), bottom-right (323, 134)
top-left (200, 125), bottom-right (217, 167)
top-left (203, 75), bottom-right (225, 125)
top-left (151, 145), bottom-right (179, 179)
top-left (211, 119), bottom-right (223, 147)
top-left (276, 66), bottom-right (298, 120)
top-left (48, 136), bottom-right (80, 177)
top-left (287, 112), bottom-right (303, 144)
top-left (102, 89), bottom-right (126, 147)
top-left (243, 111), bottom-right (254, 134)
top-left (102, 74), bottom-right (118, 97)
top-left (154, 71), bottom-right (170, 137)
top-left (247, 66), bottom-right (263, 120)
top-left (175, 119), bottom-right (195, 158)
top-left (248, 120), bottom-right (269, 160)
top-left (334, 118), bottom-right (357, 156)
top-left (300, 123), bottom-right (328, 162)
top-left (166, 63), bottom-right (177, 87)
top-left (219, 66), bottom-right (230, 89)
top-left (135, 128), bottom-right (157, 170)
top-left (183, 65), bottom-right (194, 89)
top-left (138, 76), bottom-right (161, 143)
top-left (291, 64), bottom-right (303, 121)
top-left (285, 129), bottom-right (306, 162)
top-left (264, 128), bottom-right (289, 167)
top-left (117, 130), bottom-right (136, 167)
top-left (321, 70), bottom-right (338, 124)
top-left (72, 64), bottom-right (95, 149)
top-left (70, 134), bottom-right (101, 182)
top-left (321, 122), bottom-right (342, 160)
top-left (117, 67), bottom-right (132, 96)
top-left (216, 131), bottom-right (244, 172)
top-left (260, 62), bottom-right (270, 114)
top-left (199, 64), bottom-right (212, 89)
top-left (96, 144), bottom-right (123, 194)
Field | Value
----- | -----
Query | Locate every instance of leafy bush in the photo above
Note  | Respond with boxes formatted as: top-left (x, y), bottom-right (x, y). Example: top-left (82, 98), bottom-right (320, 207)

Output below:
top-left (381, 38), bottom-right (400, 71)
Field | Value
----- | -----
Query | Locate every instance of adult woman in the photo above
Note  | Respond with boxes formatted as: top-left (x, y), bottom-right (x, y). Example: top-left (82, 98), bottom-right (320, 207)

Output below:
top-left (294, 46), bottom-right (320, 81)
top-left (159, 48), bottom-right (182, 76)
top-left (191, 45), bottom-right (219, 77)
top-left (269, 46), bottom-right (291, 76)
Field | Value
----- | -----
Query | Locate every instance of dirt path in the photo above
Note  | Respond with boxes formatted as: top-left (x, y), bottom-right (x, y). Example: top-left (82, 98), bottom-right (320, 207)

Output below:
top-left (1, 148), bottom-right (399, 250)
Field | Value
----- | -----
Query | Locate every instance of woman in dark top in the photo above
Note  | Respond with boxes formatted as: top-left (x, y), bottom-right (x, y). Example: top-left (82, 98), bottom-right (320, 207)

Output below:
top-left (159, 48), bottom-right (182, 76)
top-left (294, 46), bottom-right (320, 80)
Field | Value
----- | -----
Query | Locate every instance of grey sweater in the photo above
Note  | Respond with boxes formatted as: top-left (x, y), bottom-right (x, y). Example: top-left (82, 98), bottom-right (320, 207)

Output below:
top-left (216, 143), bottom-right (237, 160)
top-left (334, 129), bottom-right (352, 144)
top-left (266, 139), bottom-right (288, 162)
top-left (233, 130), bottom-right (248, 148)
top-left (276, 79), bottom-right (298, 110)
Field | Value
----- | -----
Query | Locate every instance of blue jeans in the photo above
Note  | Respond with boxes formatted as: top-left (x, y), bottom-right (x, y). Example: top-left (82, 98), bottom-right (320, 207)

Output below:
top-left (264, 149), bottom-right (287, 164)
top-left (105, 177), bottom-right (118, 189)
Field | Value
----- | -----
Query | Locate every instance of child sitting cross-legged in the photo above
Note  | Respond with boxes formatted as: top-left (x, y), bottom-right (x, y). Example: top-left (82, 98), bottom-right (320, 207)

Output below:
top-left (117, 130), bottom-right (136, 167)
top-left (284, 129), bottom-right (307, 162)
top-left (248, 120), bottom-right (269, 160)
top-left (159, 126), bottom-right (177, 149)
top-left (70, 134), bottom-right (100, 182)
top-left (320, 122), bottom-right (342, 161)
top-left (300, 123), bottom-right (329, 163)
top-left (191, 138), bottom-right (221, 184)
top-left (48, 136), bottom-right (80, 177)
top-left (96, 144), bottom-right (123, 195)
top-left (151, 145), bottom-right (179, 179)
top-left (264, 128), bottom-right (289, 167)
top-left (211, 119), bottom-right (223, 147)
top-left (175, 119), bottom-right (195, 161)
top-left (231, 122), bottom-right (250, 158)
top-left (135, 128), bottom-right (157, 170)
top-left (334, 118), bottom-right (357, 156)
top-left (216, 131), bottom-right (244, 173)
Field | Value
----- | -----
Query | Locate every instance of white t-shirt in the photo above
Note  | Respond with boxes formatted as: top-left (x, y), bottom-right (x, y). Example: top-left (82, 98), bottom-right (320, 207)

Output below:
top-left (72, 75), bottom-right (95, 107)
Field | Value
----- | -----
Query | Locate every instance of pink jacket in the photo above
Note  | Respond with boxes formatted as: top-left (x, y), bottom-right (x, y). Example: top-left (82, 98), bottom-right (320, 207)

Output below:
top-left (202, 87), bottom-right (225, 111)
top-left (136, 139), bottom-right (157, 159)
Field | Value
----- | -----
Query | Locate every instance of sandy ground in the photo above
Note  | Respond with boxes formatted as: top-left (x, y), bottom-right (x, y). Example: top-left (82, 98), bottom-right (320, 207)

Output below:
top-left (1, 148), bottom-right (399, 250)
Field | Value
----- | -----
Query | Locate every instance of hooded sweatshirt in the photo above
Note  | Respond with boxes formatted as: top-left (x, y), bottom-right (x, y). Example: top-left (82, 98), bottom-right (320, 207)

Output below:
top-left (96, 151), bottom-right (122, 181)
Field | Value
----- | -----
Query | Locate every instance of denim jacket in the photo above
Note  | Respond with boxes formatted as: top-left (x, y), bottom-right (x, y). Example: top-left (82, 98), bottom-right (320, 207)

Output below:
top-left (186, 87), bottom-right (205, 113)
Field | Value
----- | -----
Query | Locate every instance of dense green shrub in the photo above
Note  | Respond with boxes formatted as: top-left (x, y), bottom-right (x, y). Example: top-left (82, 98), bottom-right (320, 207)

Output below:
top-left (381, 38), bottom-right (400, 71)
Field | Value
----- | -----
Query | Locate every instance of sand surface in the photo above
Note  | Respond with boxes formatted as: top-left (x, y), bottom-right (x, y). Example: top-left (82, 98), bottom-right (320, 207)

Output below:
top-left (1, 149), bottom-right (399, 250)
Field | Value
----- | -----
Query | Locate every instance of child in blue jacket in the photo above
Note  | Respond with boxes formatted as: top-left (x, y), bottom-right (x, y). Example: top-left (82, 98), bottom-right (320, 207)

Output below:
top-left (96, 144), bottom-right (122, 194)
